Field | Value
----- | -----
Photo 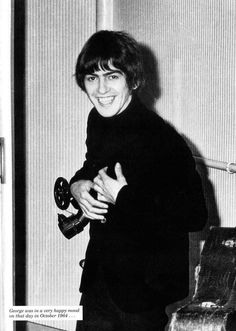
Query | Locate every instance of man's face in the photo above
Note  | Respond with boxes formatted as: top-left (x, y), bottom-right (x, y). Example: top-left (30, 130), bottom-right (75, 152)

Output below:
top-left (84, 63), bottom-right (132, 118)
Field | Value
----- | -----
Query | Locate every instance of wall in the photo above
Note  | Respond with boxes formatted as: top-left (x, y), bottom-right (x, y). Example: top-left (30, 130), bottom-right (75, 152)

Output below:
top-left (113, 0), bottom-right (236, 309)
top-left (114, 0), bottom-right (236, 228)
top-left (26, 1), bottom-right (96, 330)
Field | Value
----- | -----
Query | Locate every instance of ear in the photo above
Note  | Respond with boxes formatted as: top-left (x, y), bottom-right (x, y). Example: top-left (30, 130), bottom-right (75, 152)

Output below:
top-left (132, 79), bottom-right (140, 90)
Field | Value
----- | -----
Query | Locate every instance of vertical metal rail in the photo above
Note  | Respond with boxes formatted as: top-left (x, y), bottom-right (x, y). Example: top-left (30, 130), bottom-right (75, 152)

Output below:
top-left (96, 0), bottom-right (113, 31)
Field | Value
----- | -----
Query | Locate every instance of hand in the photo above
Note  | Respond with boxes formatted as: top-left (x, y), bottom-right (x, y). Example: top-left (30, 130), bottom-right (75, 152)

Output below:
top-left (93, 163), bottom-right (127, 205)
top-left (70, 180), bottom-right (108, 220)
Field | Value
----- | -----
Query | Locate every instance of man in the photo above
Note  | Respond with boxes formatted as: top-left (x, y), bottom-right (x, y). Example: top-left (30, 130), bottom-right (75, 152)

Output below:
top-left (70, 30), bottom-right (207, 331)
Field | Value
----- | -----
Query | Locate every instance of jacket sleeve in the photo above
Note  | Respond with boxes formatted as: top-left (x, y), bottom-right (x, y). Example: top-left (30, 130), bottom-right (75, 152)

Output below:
top-left (114, 130), bottom-right (208, 233)
top-left (69, 158), bottom-right (94, 186)
top-left (69, 112), bottom-right (96, 186)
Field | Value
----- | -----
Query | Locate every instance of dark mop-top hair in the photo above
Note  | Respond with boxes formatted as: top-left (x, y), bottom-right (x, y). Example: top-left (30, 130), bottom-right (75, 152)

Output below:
top-left (75, 30), bottom-right (145, 91)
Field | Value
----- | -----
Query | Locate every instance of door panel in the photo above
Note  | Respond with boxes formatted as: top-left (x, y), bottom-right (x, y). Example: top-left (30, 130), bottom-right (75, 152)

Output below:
top-left (24, 1), bottom-right (96, 330)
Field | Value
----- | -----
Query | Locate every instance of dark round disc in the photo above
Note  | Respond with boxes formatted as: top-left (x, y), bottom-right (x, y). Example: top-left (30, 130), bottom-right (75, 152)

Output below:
top-left (54, 177), bottom-right (70, 210)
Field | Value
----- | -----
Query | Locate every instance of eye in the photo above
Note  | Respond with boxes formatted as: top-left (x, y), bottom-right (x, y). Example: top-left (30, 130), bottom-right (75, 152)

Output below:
top-left (85, 75), bottom-right (96, 82)
top-left (108, 74), bottom-right (119, 80)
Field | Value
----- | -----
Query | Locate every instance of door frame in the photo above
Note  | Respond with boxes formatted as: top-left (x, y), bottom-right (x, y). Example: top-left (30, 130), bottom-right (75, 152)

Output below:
top-left (0, 0), bottom-right (14, 330)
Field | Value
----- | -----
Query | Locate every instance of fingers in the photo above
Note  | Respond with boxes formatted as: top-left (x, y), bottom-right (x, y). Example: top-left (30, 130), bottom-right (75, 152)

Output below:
top-left (93, 164), bottom-right (127, 206)
top-left (93, 171), bottom-right (110, 195)
top-left (98, 163), bottom-right (126, 182)
top-left (80, 204), bottom-right (107, 221)
top-left (93, 183), bottom-right (111, 203)
top-left (93, 176), bottom-right (104, 192)
top-left (95, 164), bottom-right (124, 183)
top-left (70, 180), bottom-right (108, 221)
top-left (80, 190), bottom-right (108, 209)
top-left (86, 190), bottom-right (108, 208)
top-left (115, 162), bottom-right (127, 185)
top-left (98, 167), bottom-right (109, 180)
top-left (97, 192), bottom-right (109, 202)
top-left (115, 162), bottom-right (123, 179)
top-left (80, 199), bottom-right (108, 215)
top-left (78, 188), bottom-right (108, 220)
top-left (80, 195), bottom-right (108, 221)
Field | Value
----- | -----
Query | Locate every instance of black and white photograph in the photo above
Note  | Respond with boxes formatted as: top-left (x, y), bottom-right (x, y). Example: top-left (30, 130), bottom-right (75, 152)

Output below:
top-left (1, 1), bottom-right (236, 330)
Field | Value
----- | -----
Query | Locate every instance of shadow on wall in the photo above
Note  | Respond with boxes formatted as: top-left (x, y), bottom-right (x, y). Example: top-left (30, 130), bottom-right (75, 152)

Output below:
top-left (183, 135), bottom-right (221, 233)
top-left (180, 135), bottom-right (221, 309)
top-left (138, 43), bottom-right (161, 111)
top-left (138, 42), bottom-right (221, 325)
top-left (138, 42), bottom-right (221, 233)
top-left (164, 136), bottom-right (221, 326)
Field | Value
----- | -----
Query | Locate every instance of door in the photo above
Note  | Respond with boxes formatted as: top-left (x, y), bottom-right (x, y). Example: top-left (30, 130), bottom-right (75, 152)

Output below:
top-left (16, 1), bottom-right (95, 330)
top-left (0, 0), bottom-right (13, 330)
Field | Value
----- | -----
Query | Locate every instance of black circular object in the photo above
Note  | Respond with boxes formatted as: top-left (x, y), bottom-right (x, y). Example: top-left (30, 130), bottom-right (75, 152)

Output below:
top-left (70, 196), bottom-right (79, 209)
top-left (54, 177), bottom-right (70, 210)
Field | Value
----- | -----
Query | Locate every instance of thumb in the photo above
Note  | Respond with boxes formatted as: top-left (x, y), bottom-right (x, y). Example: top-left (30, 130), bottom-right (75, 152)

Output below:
top-left (115, 162), bottom-right (126, 183)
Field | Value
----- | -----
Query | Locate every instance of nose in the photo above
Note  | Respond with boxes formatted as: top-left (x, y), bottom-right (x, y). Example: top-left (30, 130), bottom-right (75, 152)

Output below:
top-left (97, 77), bottom-right (109, 94)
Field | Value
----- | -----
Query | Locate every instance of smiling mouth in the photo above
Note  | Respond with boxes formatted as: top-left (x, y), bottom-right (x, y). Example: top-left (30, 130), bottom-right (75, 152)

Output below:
top-left (97, 96), bottom-right (115, 106)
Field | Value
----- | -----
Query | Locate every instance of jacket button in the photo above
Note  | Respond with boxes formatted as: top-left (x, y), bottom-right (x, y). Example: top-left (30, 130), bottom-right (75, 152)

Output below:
top-left (101, 217), bottom-right (107, 224)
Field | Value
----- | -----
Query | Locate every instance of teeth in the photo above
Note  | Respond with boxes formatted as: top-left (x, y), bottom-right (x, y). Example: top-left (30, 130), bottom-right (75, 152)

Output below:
top-left (97, 96), bottom-right (114, 105)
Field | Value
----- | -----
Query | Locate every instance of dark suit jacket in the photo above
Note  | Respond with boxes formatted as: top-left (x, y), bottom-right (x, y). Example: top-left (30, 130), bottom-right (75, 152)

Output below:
top-left (70, 95), bottom-right (207, 312)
